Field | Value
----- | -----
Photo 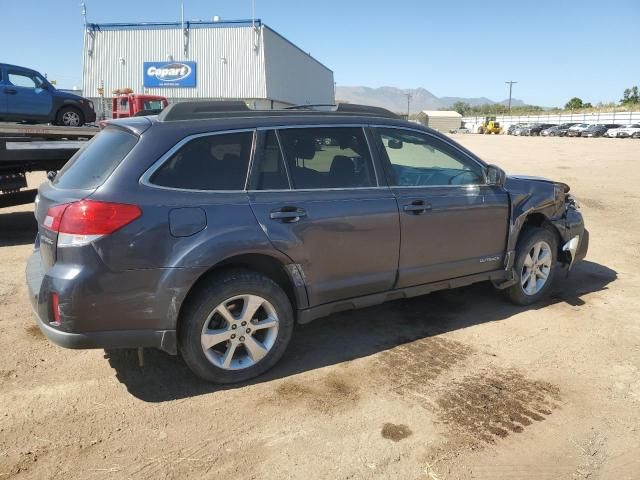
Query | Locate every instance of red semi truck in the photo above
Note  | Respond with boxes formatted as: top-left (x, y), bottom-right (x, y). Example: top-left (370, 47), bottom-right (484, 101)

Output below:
top-left (112, 91), bottom-right (168, 118)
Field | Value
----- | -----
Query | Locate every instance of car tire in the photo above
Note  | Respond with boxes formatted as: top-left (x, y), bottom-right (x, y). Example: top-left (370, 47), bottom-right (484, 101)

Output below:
top-left (179, 269), bottom-right (294, 384)
top-left (56, 106), bottom-right (85, 127)
top-left (504, 226), bottom-right (558, 306)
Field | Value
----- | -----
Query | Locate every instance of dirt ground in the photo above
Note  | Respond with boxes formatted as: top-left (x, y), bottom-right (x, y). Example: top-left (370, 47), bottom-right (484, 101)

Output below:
top-left (1, 135), bottom-right (639, 479)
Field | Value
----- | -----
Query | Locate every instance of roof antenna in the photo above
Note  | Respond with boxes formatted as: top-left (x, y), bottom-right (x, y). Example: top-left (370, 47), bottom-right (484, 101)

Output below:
top-left (81, 2), bottom-right (88, 28)
top-left (252, 0), bottom-right (255, 29)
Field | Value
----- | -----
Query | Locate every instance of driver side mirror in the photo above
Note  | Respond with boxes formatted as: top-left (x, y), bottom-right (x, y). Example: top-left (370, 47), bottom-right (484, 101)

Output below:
top-left (486, 164), bottom-right (506, 187)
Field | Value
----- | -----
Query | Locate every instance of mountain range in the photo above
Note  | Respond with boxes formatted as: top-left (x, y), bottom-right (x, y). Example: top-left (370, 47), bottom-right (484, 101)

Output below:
top-left (335, 86), bottom-right (525, 113)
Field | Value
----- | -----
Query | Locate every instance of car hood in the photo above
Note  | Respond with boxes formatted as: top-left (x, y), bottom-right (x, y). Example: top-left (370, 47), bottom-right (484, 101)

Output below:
top-left (507, 174), bottom-right (570, 192)
top-left (55, 90), bottom-right (90, 102)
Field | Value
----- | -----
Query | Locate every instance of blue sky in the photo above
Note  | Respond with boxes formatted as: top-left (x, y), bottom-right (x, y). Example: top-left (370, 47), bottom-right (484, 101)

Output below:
top-left (2, 0), bottom-right (639, 106)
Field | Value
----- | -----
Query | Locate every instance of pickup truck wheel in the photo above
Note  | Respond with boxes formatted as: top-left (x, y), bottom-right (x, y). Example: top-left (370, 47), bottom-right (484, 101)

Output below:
top-left (504, 227), bottom-right (558, 306)
top-left (179, 269), bottom-right (294, 384)
top-left (56, 106), bottom-right (84, 127)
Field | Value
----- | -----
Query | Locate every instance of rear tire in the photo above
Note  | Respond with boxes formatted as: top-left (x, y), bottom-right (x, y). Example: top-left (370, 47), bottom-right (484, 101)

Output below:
top-left (56, 106), bottom-right (84, 127)
top-left (504, 227), bottom-right (558, 306)
top-left (179, 269), bottom-right (294, 384)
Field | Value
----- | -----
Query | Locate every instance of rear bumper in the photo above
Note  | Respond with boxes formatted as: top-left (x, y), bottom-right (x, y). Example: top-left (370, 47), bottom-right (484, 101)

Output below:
top-left (26, 250), bottom-right (177, 353)
top-left (33, 312), bottom-right (176, 353)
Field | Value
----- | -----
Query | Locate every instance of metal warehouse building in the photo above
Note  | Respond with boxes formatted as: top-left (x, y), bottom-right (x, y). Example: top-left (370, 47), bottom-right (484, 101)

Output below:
top-left (416, 110), bottom-right (463, 132)
top-left (82, 19), bottom-right (334, 116)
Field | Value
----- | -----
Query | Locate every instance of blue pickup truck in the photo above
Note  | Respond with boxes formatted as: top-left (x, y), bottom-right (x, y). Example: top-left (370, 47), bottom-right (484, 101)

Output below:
top-left (0, 63), bottom-right (96, 126)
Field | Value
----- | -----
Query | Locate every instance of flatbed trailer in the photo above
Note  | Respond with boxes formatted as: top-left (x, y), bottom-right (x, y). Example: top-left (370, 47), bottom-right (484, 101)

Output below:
top-left (0, 124), bottom-right (98, 208)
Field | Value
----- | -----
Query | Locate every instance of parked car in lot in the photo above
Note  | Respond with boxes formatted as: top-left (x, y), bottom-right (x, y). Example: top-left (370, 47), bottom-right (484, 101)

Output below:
top-left (0, 63), bottom-right (96, 126)
top-left (521, 123), bottom-right (556, 136)
top-left (541, 123), bottom-right (579, 137)
top-left (449, 126), bottom-right (470, 134)
top-left (506, 124), bottom-right (522, 135)
top-left (581, 124), bottom-right (622, 138)
top-left (604, 124), bottom-right (640, 138)
top-left (565, 123), bottom-right (591, 137)
top-left (27, 102), bottom-right (589, 383)
top-left (512, 124), bottom-right (530, 136)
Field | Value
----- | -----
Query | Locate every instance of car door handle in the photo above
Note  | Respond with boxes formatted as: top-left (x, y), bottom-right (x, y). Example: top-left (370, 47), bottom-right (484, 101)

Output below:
top-left (4, 88), bottom-right (17, 95)
top-left (403, 200), bottom-right (432, 214)
top-left (269, 207), bottom-right (307, 222)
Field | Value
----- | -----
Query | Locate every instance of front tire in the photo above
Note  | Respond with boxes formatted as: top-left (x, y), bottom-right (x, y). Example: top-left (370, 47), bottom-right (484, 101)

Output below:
top-left (179, 269), bottom-right (294, 383)
top-left (56, 106), bottom-right (84, 127)
top-left (504, 227), bottom-right (558, 306)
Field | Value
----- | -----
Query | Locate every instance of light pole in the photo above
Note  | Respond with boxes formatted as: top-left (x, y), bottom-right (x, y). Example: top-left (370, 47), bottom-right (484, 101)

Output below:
top-left (505, 81), bottom-right (517, 113)
top-left (405, 93), bottom-right (412, 119)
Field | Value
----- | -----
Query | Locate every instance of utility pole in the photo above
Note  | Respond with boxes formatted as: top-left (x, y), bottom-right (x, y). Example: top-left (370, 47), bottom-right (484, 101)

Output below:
top-left (505, 81), bottom-right (517, 113)
top-left (405, 93), bottom-right (412, 119)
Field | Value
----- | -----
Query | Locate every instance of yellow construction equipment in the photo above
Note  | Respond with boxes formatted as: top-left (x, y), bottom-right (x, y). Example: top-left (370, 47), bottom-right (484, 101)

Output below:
top-left (478, 116), bottom-right (502, 134)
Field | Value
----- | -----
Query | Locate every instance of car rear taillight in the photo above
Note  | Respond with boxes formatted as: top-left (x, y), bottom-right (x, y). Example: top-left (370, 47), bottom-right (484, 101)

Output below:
top-left (44, 200), bottom-right (141, 247)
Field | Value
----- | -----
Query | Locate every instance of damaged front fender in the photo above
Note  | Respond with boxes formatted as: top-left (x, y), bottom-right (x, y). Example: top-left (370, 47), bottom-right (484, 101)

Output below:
top-left (494, 175), bottom-right (588, 289)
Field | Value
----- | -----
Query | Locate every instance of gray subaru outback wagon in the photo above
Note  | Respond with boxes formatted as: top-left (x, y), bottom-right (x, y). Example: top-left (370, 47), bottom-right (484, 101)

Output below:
top-left (27, 102), bottom-right (588, 383)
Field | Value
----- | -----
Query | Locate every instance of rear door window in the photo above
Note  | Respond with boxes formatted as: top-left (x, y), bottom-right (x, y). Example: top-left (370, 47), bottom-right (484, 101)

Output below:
top-left (53, 127), bottom-right (138, 190)
top-left (150, 131), bottom-right (253, 191)
top-left (277, 127), bottom-right (376, 189)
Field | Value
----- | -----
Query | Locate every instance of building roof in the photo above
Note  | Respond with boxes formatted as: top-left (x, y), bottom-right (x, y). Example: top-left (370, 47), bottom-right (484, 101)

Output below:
top-left (419, 110), bottom-right (462, 118)
top-left (86, 19), bottom-right (262, 31)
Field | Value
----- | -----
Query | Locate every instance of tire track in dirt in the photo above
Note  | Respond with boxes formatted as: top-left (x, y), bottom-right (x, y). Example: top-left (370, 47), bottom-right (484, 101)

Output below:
top-left (436, 369), bottom-right (561, 443)
top-left (374, 336), bottom-right (562, 444)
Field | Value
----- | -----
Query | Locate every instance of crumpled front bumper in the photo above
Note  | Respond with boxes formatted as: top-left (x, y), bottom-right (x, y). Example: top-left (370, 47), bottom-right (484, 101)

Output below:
top-left (562, 228), bottom-right (589, 269)
top-left (551, 204), bottom-right (588, 267)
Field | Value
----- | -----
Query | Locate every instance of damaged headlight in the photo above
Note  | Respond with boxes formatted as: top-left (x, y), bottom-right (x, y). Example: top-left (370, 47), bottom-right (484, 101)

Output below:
top-left (567, 194), bottom-right (580, 209)
top-left (554, 182), bottom-right (569, 203)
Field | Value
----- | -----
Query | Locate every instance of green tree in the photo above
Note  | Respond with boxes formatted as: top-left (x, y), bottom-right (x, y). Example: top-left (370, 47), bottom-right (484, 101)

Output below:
top-left (565, 97), bottom-right (586, 110)
top-left (451, 101), bottom-right (470, 115)
top-left (621, 86), bottom-right (639, 105)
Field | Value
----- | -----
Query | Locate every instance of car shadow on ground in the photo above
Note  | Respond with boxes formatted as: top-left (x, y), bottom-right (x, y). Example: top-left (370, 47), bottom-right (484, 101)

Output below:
top-left (106, 259), bottom-right (617, 402)
top-left (0, 211), bottom-right (37, 247)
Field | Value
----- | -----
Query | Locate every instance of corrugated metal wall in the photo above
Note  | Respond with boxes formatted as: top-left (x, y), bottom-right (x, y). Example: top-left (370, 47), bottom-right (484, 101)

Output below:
top-left (83, 23), bottom-right (334, 109)
top-left (263, 28), bottom-right (334, 105)
top-left (83, 25), bottom-right (266, 99)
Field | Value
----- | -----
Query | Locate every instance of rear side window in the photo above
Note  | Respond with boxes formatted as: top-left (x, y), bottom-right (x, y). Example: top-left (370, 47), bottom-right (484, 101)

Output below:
top-left (53, 127), bottom-right (138, 190)
top-left (277, 127), bottom-right (376, 189)
top-left (150, 131), bottom-right (253, 191)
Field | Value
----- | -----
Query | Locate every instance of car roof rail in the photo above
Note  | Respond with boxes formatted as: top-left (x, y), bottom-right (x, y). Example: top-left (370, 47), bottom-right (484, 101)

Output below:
top-left (284, 103), bottom-right (399, 119)
top-left (335, 103), bottom-right (400, 119)
top-left (284, 104), bottom-right (336, 110)
top-left (157, 100), bottom-right (400, 122)
top-left (158, 101), bottom-right (250, 121)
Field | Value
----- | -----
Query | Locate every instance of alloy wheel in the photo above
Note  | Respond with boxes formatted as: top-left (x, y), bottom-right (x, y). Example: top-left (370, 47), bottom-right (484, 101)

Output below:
top-left (521, 240), bottom-right (552, 295)
top-left (200, 294), bottom-right (279, 370)
top-left (62, 111), bottom-right (81, 126)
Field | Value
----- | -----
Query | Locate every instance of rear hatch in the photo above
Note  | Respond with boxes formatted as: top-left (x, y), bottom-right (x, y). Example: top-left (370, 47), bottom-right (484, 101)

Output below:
top-left (35, 126), bottom-right (140, 269)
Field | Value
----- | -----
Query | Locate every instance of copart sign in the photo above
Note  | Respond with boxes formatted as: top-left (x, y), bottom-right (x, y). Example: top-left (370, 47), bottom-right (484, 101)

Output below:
top-left (143, 62), bottom-right (197, 87)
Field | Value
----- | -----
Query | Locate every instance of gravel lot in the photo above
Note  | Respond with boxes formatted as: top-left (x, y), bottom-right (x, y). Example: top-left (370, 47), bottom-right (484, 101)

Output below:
top-left (1, 136), bottom-right (638, 479)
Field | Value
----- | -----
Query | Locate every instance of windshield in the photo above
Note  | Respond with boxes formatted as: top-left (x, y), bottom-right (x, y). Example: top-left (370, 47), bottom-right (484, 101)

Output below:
top-left (143, 100), bottom-right (164, 110)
